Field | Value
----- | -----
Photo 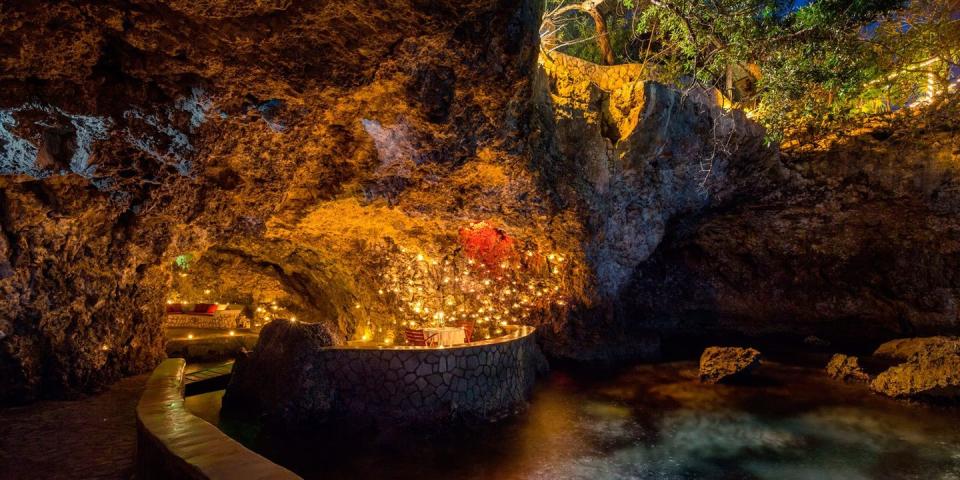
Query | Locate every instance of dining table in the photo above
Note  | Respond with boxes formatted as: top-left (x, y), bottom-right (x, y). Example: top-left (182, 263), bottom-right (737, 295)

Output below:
top-left (422, 326), bottom-right (466, 346)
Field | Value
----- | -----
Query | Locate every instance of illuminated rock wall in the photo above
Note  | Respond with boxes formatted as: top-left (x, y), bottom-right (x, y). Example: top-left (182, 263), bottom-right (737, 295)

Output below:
top-left (539, 51), bottom-right (650, 92)
top-left (530, 47), bottom-right (774, 361)
top-left (0, 0), bottom-right (549, 403)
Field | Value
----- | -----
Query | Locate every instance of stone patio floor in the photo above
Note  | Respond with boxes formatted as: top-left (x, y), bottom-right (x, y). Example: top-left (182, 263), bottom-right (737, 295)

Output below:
top-left (0, 374), bottom-right (149, 479)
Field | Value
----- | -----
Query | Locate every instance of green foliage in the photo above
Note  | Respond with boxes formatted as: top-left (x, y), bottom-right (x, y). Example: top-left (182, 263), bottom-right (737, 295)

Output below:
top-left (174, 254), bottom-right (193, 271)
top-left (542, 0), bottom-right (957, 142)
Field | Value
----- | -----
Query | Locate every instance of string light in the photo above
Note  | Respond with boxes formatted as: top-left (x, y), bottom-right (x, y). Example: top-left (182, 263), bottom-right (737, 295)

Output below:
top-left (370, 240), bottom-right (573, 344)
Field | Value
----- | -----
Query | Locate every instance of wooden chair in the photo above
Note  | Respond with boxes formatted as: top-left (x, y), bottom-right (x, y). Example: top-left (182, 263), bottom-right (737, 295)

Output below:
top-left (403, 328), bottom-right (438, 346)
top-left (457, 322), bottom-right (475, 343)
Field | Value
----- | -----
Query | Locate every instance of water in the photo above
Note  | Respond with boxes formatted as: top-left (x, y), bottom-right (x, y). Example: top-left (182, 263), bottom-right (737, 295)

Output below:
top-left (186, 360), bottom-right (960, 480)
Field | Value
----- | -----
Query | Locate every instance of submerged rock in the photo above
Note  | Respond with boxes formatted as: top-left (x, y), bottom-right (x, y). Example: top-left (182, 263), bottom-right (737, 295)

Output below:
top-left (825, 354), bottom-right (870, 383)
top-left (869, 337), bottom-right (960, 402)
top-left (698, 347), bottom-right (762, 384)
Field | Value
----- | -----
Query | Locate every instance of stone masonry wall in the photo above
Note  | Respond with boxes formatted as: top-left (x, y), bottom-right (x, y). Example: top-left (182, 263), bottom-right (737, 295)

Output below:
top-left (224, 323), bottom-right (545, 428)
top-left (319, 327), bottom-right (543, 424)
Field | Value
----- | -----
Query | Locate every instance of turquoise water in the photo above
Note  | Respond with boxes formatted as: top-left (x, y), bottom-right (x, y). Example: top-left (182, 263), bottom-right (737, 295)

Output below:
top-left (186, 360), bottom-right (960, 479)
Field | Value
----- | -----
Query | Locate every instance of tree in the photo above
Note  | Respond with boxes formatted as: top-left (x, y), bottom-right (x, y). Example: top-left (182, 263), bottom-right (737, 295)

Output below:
top-left (544, 0), bottom-right (930, 141)
top-left (542, 0), bottom-right (617, 64)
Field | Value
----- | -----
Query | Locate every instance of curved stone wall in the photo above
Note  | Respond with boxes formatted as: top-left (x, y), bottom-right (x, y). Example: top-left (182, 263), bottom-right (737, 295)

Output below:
top-left (136, 359), bottom-right (299, 479)
top-left (325, 326), bottom-right (543, 423)
top-left (224, 324), bottom-right (545, 427)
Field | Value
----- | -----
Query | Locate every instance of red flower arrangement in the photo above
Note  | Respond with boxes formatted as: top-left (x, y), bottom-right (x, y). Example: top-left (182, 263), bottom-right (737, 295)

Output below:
top-left (458, 221), bottom-right (516, 273)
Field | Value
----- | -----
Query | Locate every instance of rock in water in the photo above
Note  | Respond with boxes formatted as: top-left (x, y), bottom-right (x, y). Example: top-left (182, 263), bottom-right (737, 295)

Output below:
top-left (870, 337), bottom-right (960, 402)
top-left (698, 347), bottom-right (762, 384)
top-left (873, 336), bottom-right (960, 361)
top-left (223, 320), bottom-right (342, 426)
top-left (826, 354), bottom-right (870, 383)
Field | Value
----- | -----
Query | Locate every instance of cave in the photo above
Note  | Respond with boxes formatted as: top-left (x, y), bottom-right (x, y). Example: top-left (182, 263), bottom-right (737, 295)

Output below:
top-left (2, 0), bottom-right (960, 479)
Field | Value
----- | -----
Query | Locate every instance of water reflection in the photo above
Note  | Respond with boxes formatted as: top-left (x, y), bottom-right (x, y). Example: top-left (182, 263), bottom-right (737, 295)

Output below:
top-left (186, 361), bottom-right (960, 480)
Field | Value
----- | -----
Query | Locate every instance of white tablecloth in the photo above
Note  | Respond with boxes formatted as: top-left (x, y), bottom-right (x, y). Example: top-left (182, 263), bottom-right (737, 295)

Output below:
top-left (423, 326), bottom-right (465, 346)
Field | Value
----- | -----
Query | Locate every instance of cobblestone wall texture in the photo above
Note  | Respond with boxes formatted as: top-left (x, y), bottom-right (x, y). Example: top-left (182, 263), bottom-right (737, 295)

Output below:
top-left (225, 322), bottom-right (545, 427)
top-left (321, 328), bottom-right (542, 424)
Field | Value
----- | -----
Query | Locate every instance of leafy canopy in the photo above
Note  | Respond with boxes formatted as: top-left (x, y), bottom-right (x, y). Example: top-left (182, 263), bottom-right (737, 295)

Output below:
top-left (544, 0), bottom-right (957, 141)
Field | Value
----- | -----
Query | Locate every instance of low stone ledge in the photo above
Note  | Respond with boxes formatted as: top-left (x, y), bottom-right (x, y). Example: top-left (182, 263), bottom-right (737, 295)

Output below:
top-left (136, 358), bottom-right (300, 480)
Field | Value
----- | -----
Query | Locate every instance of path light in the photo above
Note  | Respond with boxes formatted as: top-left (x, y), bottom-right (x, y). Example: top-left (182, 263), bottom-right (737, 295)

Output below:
top-left (229, 330), bottom-right (236, 336)
top-left (187, 333), bottom-right (194, 340)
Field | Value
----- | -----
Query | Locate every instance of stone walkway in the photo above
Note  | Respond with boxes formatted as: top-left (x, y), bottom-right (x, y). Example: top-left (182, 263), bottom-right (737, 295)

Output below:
top-left (0, 374), bottom-right (149, 479)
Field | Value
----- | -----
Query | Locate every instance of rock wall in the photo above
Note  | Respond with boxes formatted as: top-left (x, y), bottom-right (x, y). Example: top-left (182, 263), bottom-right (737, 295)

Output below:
top-left (0, 0), bottom-right (778, 402)
top-left (0, 0), bottom-right (549, 403)
top-left (530, 50), bottom-right (775, 361)
top-left (224, 322), bottom-right (545, 427)
top-left (539, 51), bottom-right (650, 93)
top-left (625, 99), bottom-right (960, 346)
top-left (4, 0), bottom-right (958, 404)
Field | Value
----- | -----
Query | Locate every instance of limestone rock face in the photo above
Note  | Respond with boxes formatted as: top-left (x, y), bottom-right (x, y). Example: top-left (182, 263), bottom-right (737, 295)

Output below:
top-left (531, 52), bottom-right (774, 360)
top-left (0, 0), bottom-right (548, 402)
top-left (698, 346), bottom-right (762, 384)
top-left (873, 336), bottom-right (960, 361)
top-left (826, 354), bottom-right (870, 383)
top-left (868, 336), bottom-right (960, 401)
top-left (870, 348), bottom-right (960, 402)
top-left (0, 0), bottom-right (777, 401)
top-left (223, 320), bottom-right (342, 426)
top-left (4, 0), bottom-right (960, 405)
top-left (625, 100), bottom-right (960, 346)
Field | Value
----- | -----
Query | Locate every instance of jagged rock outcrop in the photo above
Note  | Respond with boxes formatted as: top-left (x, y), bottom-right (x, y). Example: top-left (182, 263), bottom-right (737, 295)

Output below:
top-left (531, 52), bottom-right (774, 360)
top-left (1, 0), bottom-right (779, 402)
top-left (870, 348), bottom-right (960, 402)
top-left (868, 336), bottom-right (960, 402)
top-left (873, 336), bottom-right (960, 361)
top-left (4, 0), bottom-right (957, 405)
top-left (223, 320), bottom-right (341, 426)
top-left (0, 0), bottom-right (550, 403)
top-left (826, 354), bottom-right (870, 383)
top-left (626, 98), bottom-right (960, 346)
top-left (698, 346), bottom-right (762, 384)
